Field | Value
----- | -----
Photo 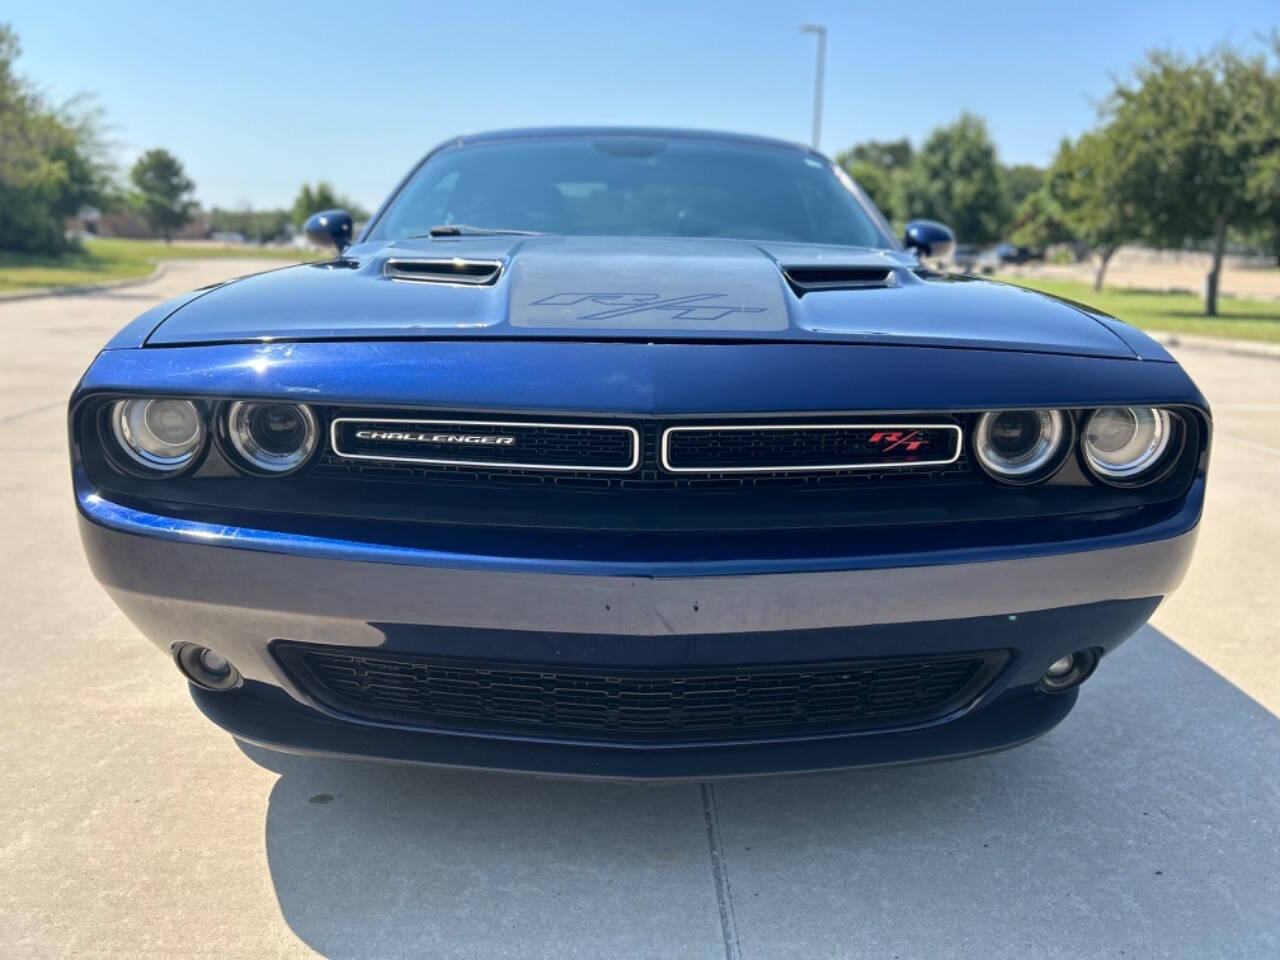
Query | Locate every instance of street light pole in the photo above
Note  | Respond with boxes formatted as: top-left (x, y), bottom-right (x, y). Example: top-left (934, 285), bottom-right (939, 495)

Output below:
top-left (800, 24), bottom-right (826, 150)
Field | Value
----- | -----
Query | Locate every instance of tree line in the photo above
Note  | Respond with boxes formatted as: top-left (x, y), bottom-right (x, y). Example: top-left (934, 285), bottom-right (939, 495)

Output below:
top-left (0, 24), bottom-right (108, 253)
top-left (836, 116), bottom-right (1042, 251)
top-left (209, 183), bottom-right (370, 244)
top-left (837, 38), bottom-right (1280, 316)
top-left (0, 23), bottom-right (367, 251)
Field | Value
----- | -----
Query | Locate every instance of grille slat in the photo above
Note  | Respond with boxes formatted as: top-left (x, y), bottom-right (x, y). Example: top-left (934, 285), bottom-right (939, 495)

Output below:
top-left (280, 646), bottom-right (1001, 743)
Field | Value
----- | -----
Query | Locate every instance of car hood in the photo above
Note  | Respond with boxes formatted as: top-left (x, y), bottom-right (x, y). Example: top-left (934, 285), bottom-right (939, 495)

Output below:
top-left (146, 236), bottom-right (1137, 358)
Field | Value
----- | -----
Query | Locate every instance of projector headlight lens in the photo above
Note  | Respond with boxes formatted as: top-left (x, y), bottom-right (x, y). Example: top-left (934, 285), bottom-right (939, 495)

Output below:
top-left (226, 401), bottom-right (317, 474)
top-left (974, 409), bottom-right (1066, 481)
top-left (111, 398), bottom-right (204, 472)
top-left (1083, 407), bottom-right (1172, 480)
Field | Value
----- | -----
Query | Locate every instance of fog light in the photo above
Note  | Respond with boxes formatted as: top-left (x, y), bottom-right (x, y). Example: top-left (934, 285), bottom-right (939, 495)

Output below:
top-left (1038, 649), bottom-right (1098, 693)
top-left (175, 643), bottom-right (241, 691)
top-left (198, 648), bottom-right (230, 676)
top-left (1046, 654), bottom-right (1075, 677)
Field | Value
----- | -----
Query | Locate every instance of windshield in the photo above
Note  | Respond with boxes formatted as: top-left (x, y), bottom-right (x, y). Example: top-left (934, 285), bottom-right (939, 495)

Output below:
top-left (367, 135), bottom-right (895, 248)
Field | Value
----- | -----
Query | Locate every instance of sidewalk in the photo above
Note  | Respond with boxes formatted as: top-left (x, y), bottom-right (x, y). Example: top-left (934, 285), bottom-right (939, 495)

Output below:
top-left (1149, 329), bottom-right (1280, 361)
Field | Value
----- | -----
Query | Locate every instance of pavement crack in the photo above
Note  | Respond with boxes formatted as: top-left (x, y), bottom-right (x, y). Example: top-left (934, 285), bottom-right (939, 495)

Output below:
top-left (0, 400), bottom-right (63, 424)
top-left (701, 782), bottom-right (743, 960)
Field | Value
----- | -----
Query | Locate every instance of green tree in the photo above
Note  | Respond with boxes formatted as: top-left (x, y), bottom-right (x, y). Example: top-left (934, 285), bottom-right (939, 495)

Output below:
top-left (1103, 45), bottom-right (1280, 315)
top-left (1008, 189), bottom-right (1073, 254)
top-left (130, 149), bottom-right (195, 242)
top-left (837, 138), bottom-right (914, 172)
top-left (1043, 132), bottom-right (1140, 290)
top-left (896, 113), bottom-right (1008, 245)
top-left (1001, 163), bottom-right (1045, 215)
top-left (844, 160), bottom-right (898, 222)
top-left (291, 182), bottom-right (369, 227)
top-left (836, 138), bottom-right (913, 224)
top-left (209, 207), bottom-right (292, 244)
top-left (0, 23), bottom-right (110, 254)
top-left (1242, 57), bottom-right (1280, 265)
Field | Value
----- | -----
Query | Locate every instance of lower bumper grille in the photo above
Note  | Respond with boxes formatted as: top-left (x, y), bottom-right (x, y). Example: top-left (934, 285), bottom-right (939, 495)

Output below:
top-left (278, 645), bottom-right (1005, 743)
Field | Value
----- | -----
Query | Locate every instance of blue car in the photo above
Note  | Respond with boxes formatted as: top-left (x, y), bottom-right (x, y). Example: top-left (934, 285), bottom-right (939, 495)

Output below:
top-left (70, 128), bottom-right (1209, 779)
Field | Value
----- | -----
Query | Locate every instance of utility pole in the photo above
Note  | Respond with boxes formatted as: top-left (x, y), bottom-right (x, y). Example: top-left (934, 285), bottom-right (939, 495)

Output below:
top-left (800, 24), bottom-right (826, 150)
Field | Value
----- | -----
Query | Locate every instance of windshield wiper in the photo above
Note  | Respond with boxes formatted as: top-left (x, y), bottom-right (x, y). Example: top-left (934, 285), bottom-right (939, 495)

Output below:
top-left (423, 224), bottom-right (545, 237)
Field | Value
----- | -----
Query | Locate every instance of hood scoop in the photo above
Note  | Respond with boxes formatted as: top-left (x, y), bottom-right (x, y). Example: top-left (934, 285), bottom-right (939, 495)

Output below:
top-left (782, 265), bottom-right (896, 294)
top-left (384, 257), bottom-right (503, 286)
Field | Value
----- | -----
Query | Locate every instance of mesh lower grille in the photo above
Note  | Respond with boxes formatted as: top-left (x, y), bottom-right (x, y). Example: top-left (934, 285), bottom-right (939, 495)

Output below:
top-left (280, 645), bottom-right (1001, 742)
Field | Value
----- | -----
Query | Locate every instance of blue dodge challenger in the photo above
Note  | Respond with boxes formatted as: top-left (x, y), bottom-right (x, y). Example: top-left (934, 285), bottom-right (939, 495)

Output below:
top-left (71, 128), bottom-right (1209, 778)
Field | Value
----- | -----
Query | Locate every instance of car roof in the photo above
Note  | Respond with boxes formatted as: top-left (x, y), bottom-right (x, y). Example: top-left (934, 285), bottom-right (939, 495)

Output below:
top-left (445, 126), bottom-right (816, 155)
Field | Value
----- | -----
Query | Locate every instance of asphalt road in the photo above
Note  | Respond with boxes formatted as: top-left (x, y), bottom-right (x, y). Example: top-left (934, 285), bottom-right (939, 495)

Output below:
top-left (2, 263), bottom-right (1277, 959)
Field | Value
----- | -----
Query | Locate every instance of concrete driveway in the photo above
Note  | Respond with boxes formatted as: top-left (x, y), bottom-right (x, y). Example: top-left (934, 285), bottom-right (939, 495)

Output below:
top-left (2, 263), bottom-right (1277, 959)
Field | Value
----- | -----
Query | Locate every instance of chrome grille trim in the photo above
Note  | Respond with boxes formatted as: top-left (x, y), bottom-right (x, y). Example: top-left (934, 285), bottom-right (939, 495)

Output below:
top-left (330, 417), bottom-right (641, 472)
top-left (660, 423), bottom-right (964, 474)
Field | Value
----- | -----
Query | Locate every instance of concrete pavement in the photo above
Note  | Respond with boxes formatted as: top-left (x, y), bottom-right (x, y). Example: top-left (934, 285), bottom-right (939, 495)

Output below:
top-left (1, 263), bottom-right (1277, 958)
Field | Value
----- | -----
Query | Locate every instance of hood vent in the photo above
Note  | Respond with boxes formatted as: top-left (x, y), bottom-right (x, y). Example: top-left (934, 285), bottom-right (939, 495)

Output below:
top-left (782, 266), bottom-right (896, 294)
top-left (384, 258), bottom-right (503, 286)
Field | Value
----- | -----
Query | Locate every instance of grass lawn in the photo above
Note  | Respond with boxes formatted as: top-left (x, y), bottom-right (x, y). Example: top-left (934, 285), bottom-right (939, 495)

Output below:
top-left (996, 275), bottom-right (1280, 343)
top-left (0, 236), bottom-right (313, 294)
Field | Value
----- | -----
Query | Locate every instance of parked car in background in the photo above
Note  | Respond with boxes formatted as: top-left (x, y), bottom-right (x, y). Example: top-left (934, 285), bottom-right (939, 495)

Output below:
top-left (70, 127), bottom-right (1208, 779)
top-left (951, 243), bottom-right (981, 272)
top-left (996, 243), bottom-right (1040, 264)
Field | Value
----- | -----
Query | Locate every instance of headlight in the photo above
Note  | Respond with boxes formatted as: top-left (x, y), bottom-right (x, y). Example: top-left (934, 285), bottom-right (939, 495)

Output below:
top-left (111, 398), bottom-right (204, 473)
top-left (973, 409), bottom-right (1067, 482)
top-left (225, 401), bottom-right (317, 474)
top-left (1082, 407), bottom-right (1172, 480)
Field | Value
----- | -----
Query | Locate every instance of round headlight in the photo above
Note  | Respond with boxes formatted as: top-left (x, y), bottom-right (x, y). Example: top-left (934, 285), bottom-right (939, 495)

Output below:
top-left (1083, 407), bottom-right (1172, 480)
top-left (111, 398), bottom-right (204, 473)
top-left (974, 409), bottom-right (1067, 482)
top-left (226, 401), bottom-right (317, 474)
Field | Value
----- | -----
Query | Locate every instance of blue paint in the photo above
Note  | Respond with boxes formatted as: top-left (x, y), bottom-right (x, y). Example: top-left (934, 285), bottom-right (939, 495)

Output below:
top-left (80, 340), bottom-right (1205, 417)
top-left (74, 468), bottom-right (1205, 578)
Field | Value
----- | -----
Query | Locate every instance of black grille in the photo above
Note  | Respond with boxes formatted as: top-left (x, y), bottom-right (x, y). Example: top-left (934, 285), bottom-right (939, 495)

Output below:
top-left (331, 418), bottom-right (636, 471)
top-left (663, 424), bottom-right (961, 472)
top-left (279, 645), bottom-right (1001, 743)
top-left (313, 412), bottom-right (975, 494)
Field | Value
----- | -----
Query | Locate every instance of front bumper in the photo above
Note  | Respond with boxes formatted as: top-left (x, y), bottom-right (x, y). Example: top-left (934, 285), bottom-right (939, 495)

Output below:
top-left (77, 474), bottom-right (1199, 777)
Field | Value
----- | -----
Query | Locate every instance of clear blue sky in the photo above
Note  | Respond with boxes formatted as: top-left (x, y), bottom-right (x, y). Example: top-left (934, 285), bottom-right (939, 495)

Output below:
top-left (9, 0), bottom-right (1277, 211)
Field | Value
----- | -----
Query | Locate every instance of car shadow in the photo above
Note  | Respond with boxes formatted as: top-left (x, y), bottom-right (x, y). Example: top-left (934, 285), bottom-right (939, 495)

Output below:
top-left (248, 626), bottom-right (1280, 959)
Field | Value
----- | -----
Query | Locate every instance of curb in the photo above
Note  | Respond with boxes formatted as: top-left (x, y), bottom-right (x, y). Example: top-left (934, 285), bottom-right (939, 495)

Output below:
top-left (1149, 330), bottom-right (1280, 362)
top-left (0, 263), bottom-right (165, 304)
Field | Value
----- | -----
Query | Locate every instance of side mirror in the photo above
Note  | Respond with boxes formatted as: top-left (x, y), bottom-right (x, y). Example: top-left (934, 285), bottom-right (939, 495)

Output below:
top-left (304, 209), bottom-right (354, 254)
top-left (903, 220), bottom-right (955, 262)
